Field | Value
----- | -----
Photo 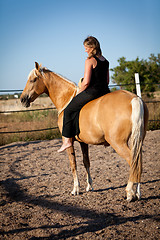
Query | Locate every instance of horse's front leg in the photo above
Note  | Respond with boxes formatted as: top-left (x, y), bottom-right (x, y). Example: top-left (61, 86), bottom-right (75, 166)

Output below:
top-left (67, 146), bottom-right (80, 195)
top-left (80, 142), bottom-right (93, 192)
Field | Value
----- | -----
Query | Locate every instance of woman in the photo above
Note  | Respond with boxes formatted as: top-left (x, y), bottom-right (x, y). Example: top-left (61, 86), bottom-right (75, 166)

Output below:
top-left (58, 36), bottom-right (110, 152)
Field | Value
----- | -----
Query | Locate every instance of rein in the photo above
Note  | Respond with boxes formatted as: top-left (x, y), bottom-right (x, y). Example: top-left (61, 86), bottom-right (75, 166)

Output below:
top-left (58, 87), bottom-right (79, 116)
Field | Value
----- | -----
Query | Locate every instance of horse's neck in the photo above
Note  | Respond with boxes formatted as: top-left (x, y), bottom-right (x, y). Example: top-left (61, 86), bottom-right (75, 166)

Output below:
top-left (44, 71), bottom-right (77, 113)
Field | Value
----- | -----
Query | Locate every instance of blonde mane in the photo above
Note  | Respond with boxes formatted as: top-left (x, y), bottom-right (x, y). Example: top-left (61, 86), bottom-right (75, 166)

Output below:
top-left (28, 69), bottom-right (37, 79)
top-left (28, 66), bottom-right (78, 90)
top-left (54, 72), bottom-right (77, 88)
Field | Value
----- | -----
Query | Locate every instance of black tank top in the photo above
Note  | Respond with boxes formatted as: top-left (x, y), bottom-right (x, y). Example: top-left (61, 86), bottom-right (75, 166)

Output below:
top-left (86, 56), bottom-right (110, 95)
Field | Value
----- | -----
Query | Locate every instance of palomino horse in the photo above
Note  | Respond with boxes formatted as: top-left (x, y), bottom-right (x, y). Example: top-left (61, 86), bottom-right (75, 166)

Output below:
top-left (20, 62), bottom-right (149, 201)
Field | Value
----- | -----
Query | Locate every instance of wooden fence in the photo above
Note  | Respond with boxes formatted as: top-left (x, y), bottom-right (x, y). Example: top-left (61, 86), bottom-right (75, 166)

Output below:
top-left (0, 82), bottom-right (160, 136)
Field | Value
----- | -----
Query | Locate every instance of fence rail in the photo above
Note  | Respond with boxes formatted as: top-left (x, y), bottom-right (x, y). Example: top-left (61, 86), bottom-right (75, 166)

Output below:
top-left (0, 127), bottom-right (59, 134)
top-left (0, 101), bottom-right (160, 114)
top-left (0, 84), bottom-right (160, 135)
top-left (0, 81), bottom-right (159, 93)
top-left (0, 100), bottom-right (159, 134)
top-left (0, 107), bottom-right (56, 114)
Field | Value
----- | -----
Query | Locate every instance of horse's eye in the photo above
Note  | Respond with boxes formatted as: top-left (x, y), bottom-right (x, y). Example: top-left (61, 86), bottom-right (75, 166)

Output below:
top-left (30, 78), bottom-right (37, 83)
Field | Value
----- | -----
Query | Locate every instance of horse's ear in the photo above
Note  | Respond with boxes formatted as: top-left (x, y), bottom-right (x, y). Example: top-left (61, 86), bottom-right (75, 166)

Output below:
top-left (35, 62), bottom-right (40, 70)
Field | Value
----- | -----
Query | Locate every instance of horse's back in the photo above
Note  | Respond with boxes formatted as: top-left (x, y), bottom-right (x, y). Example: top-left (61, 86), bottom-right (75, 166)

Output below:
top-left (79, 90), bottom-right (136, 144)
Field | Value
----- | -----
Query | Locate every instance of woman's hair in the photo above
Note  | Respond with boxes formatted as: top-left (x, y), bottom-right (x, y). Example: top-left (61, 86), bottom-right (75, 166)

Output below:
top-left (83, 36), bottom-right (102, 58)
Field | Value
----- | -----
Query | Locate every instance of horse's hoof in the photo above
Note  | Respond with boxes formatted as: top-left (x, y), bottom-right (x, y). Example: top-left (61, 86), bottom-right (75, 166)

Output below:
top-left (126, 193), bottom-right (135, 202)
top-left (127, 196), bottom-right (132, 202)
top-left (127, 193), bottom-right (138, 202)
top-left (86, 186), bottom-right (94, 192)
top-left (71, 190), bottom-right (79, 196)
top-left (136, 192), bottom-right (141, 200)
top-left (86, 185), bottom-right (90, 192)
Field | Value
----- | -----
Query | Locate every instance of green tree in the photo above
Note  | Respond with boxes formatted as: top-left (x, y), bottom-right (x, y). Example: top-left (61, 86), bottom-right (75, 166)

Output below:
top-left (111, 54), bottom-right (160, 93)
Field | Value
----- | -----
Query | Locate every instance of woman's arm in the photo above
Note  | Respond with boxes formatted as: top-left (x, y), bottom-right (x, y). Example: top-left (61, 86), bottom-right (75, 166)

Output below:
top-left (78, 59), bottom-right (93, 93)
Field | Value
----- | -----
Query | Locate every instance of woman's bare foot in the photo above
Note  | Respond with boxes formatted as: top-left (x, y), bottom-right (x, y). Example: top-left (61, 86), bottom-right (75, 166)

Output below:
top-left (58, 138), bottom-right (72, 153)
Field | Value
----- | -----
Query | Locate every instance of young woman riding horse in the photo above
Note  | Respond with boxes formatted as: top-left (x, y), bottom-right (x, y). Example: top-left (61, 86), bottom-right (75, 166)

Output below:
top-left (20, 38), bottom-right (148, 201)
top-left (58, 36), bottom-right (110, 152)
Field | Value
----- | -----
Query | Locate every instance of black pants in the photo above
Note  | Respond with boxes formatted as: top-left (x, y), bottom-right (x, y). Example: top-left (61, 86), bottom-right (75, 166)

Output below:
top-left (62, 89), bottom-right (108, 138)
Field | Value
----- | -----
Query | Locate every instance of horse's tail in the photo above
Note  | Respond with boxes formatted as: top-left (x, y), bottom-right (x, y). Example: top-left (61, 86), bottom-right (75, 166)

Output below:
top-left (130, 97), bottom-right (144, 183)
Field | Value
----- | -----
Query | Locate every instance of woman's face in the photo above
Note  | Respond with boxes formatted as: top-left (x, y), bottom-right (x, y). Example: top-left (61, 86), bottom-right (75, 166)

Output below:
top-left (84, 45), bottom-right (93, 56)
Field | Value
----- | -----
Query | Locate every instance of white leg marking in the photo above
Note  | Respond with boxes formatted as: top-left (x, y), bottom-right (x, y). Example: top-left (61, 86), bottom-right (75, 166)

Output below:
top-left (126, 181), bottom-right (135, 202)
top-left (71, 177), bottom-right (80, 195)
top-left (136, 183), bottom-right (141, 200)
top-left (86, 168), bottom-right (93, 192)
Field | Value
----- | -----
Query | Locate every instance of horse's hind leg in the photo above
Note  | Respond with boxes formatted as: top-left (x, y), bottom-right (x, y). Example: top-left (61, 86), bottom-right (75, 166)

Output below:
top-left (126, 181), bottom-right (135, 201)
top-left (108, 139), bottom-right (136, 201)
top-left (136, 183), bottom-right (141, 200)
top-left (126, 182), bottom-right (141, 201)
top-left (67, 146), bottom-right (80, 195)
top-left (80, 142), bottom-right (93, 192)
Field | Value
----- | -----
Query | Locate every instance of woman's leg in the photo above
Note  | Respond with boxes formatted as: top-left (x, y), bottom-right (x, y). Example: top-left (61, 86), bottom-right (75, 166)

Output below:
top-left (57, 136), bottom-right (73, 153)
top-left (58, 91), bottom-right (98, 152)
top-left (62, 91), bottom-right (96, 136)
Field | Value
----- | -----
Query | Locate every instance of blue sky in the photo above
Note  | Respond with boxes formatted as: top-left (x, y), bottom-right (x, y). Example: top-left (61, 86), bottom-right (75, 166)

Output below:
top-left (0, 0), bottom-right (160, 90)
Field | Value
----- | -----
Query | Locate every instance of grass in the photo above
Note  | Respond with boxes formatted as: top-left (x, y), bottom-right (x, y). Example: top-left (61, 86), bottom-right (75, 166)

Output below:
top-left (0, 109), bottom-right (61, 146)
top-left (145, 101), bottom-right (160, 130)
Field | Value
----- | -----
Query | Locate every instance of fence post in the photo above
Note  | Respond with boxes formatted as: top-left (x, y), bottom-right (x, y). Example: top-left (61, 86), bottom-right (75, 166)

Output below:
top-left (135, 73), bottom-right (141, 98)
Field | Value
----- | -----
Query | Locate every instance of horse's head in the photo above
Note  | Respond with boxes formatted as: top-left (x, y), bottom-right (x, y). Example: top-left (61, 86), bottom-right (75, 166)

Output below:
top-left (20, 62), bottom-right (48, 107)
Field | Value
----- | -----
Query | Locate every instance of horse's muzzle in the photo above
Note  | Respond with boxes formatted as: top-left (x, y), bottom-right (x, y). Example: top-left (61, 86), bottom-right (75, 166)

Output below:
top-left (20, 95), bottom-right (31, 108)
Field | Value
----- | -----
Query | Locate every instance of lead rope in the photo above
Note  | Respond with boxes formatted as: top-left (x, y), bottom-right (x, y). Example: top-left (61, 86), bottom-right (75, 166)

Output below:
top-left (58, 87), bottom-right (79, 116)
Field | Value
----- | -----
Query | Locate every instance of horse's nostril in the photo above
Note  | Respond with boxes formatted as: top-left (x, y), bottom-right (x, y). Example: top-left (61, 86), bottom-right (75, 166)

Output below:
top-left (21, 97), bottom-right (26, 103)
top-left (20, 95), bottom-right (30, 107)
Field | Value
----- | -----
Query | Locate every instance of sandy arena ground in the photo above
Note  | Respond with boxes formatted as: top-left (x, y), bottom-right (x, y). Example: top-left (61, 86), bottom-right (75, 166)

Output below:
top-left (0, 130), bottom-right (160, 239)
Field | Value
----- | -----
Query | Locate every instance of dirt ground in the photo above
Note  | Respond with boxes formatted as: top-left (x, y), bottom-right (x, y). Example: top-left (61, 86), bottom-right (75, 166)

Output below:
top-left (0, 130), bottom-right (160, 240)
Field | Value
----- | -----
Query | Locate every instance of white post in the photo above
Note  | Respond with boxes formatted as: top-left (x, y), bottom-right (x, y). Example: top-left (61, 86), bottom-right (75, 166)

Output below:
top-left (135, 73), bottom-right (141, 98)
